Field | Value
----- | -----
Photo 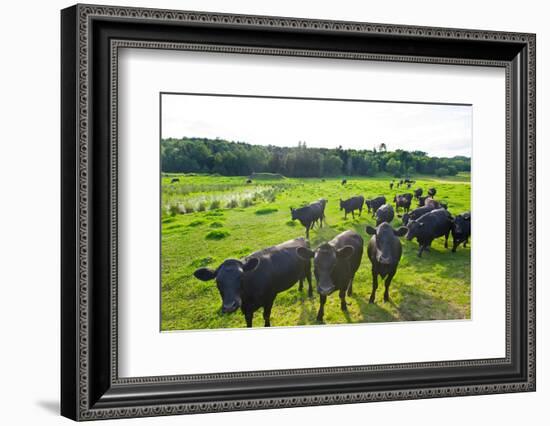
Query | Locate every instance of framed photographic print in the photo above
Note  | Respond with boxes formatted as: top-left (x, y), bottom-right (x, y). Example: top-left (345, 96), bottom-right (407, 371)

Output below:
top-left (61, 4), bottom-right (536, 421)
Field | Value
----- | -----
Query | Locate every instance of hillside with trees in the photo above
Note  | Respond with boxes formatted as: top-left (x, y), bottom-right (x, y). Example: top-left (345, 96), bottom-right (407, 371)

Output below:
top-left (161, 137), bottom-right (470, 178)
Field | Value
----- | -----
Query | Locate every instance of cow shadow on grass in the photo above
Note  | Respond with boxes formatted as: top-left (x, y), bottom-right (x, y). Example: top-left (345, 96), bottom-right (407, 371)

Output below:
top-left (350, 294), bottom-right (397, 323)
top-left (394, 283), bottom-right (465, 321)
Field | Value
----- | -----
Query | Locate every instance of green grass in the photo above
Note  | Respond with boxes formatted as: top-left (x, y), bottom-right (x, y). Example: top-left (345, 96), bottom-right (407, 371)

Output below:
top-left (161, 174), bottom-right (471, 330)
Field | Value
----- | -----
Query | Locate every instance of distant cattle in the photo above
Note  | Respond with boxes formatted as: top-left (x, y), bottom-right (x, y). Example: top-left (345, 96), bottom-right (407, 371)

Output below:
top-left (451, 212), bottom-right (471, 252)
top-left (290, 202), bottom-right (324, 238)
top-left (393, 193), bottom-right (412, 213)
top-left (246, 179), bottom-right (252, 184)
top-left (407, 183), bottom-right (412, 189)
top-left (399, 179), bottom-right (404, 185)
top-left (428, 187), bottom-right (437, 197)
top-left (404, 178), bottom-right (415, 184)
top-left (297, 230), bottom-right (363, 322)
top-left (340, 195), bottom-right (364, 219)
top-left (375, 203), bottom-right (394, 226)
top-left (398, 205), bottom-right (435, 226)
top-left (414, 188), bottom-right (423, 199)
top-left (425, 197), bottom-right (448, 210)
top-left (366, 223), bottom-right (408, 303)
top-left (365, 196), bottom-right (386, 216)
top-left (405, 208), bottom-right (453, 257)
top-left (341, 179), bottom-right (347, 185)
top-left (389, 181), bottom-right (394, 190)
top-left (170, 178), bottom-right (179, 184)
top-left (194, 238), bottom-right (312, 327)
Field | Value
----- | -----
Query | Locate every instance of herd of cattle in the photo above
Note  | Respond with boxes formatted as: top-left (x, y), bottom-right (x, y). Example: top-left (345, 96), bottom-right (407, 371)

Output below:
top-left (194, 182), bottom-right (471, 328)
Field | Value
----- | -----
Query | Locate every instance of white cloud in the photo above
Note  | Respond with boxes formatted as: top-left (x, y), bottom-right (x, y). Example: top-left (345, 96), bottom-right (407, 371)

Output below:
top-left (162, 94), bottom-right (472, 158)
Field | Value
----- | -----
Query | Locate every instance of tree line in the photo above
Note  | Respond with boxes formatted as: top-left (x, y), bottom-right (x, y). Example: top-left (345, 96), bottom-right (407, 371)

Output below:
top-left (161, 137), bottom-right (470, 178)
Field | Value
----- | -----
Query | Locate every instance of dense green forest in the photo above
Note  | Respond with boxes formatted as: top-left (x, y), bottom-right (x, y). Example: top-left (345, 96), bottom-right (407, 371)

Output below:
top-left (161, 137), bottom-right (470, 178)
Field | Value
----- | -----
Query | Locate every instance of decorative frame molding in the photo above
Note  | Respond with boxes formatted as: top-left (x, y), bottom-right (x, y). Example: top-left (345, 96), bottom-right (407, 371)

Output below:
top-left (61, 4), bottom-right (536, 421)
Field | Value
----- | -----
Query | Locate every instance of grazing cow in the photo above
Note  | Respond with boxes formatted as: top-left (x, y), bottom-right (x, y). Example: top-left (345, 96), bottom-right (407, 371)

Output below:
top-left (396, 181), bottom-right (401, 188)
top-left (341, 179), bottom-right (347, 185)
top-left (404, 178), bottom-right (415, 184)
top-left (399, 179), bottom-right (404, 185)
top-left (290, 202), bottom-right (324, 238)
top-left (428, 187), bottom-right (437, 197)
top-left (398, 205), bottom-right (435, 226)
top-left (407, 183), bottom-right (412, 189)
top-left (375, 203), bottom-right (394, 226)
top-left (405, 208), bottom-right (453, 257)
top-left (389, 181), bottom-right (394, 190)
top-left (246, 178), bottom-right (252, 184)
top-left (194, 238), bottom-right (312, 327)
top-left (365, 196), bottom-right (386, 216)
top-left (297, 231), bottom-right (363, 322)
top-left (451, 212), bottom-right (471, 252)
top-left (170, 177), bottom-right (179, 184)
top-left (393, 193), bottom-right (412, 213)
top-left (340, 195), bottom-right (364, 219)
top-left (414, 188), bottom-right (423, 199)
top-left (425, 197), bottom-right (448, 210)
top-left (366, 223), bottom-right (408, 303)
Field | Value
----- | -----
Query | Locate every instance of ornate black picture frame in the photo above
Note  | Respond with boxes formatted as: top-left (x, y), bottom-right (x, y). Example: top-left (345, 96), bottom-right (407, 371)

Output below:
top-left (61, 4), bottom-right (536, 421)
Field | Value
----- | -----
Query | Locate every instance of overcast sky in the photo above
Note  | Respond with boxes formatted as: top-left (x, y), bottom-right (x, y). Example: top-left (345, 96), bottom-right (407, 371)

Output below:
top-left (161, 94), bottom-right (472, 158)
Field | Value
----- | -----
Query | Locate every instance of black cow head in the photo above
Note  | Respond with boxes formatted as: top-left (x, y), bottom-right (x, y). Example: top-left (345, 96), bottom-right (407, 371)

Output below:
top-left (404, 219), bottom-right (423, 241)
top-left (453, 213), bottom-right (471, 234)
top-left (366, 224), bottom-right (407, 265)
top-left (296, 243), bottom-right (354, 296)
top-left (290, 207), bottom-right (297, 220)
top-left (365, 199), bottom-right (372, 212)
top-left (194, 258), bottom-right (260, 313)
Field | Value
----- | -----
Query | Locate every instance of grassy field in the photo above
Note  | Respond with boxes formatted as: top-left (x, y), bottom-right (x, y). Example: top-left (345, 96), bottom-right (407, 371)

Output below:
top-left (161, 172), bottom-right (471, 330)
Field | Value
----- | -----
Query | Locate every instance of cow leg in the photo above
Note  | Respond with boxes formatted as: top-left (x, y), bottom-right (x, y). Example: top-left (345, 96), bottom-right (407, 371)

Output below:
top-left (305, 225), bottom-right (310, 239)
top-left (317, 294), bottom-right (327, 322)
top-left (383, 271), bottom-right (396, 303)
top-left (359, 207), bottom-right (362, 217)
top-left (298, 278), bottom-right (303, 291)
top-left (347, 275), bottom-right (354, 296)
top-left (306, 262), bottom-right (313, 298)
top-left (444, 230), bottom-right (450, 248)
top-left (452, 239), bottom-right (459, 253)
top-left (339, 287), bottom-right (349, 311)
top-left (369, 269), bottom-right (378, 304)
top-left (351, 210), bottom-right (355, 219)
top-left (244, 311), bottom-right (254, 328)
top-left (417, 244), bottom-right (425, 257)
top-left (263, 298), bottom-right (274, 327)
top-left (344, 211), bottom-right (347, 220)
top-left (464, 237), bottom-right (469, 247)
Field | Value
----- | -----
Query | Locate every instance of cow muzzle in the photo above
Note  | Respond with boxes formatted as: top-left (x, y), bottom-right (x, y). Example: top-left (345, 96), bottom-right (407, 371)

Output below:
top-left (221, 300), bottom-right (241, 313)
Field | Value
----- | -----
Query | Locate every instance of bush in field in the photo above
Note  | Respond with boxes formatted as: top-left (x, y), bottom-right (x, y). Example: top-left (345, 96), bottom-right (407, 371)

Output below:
top-left (435, 167), bottom-right (449, 177)
top-left (226, 199), bottom-right (239, 209)
top-left (209, 221), bottom-right (224, 228)
top-left (209, 200), bottom-right (221, 210)
top-left (205, 229), bottom-right (230, 240)
top-left (168, 204), bottom-right (179, 216)
top-left (255, 207), bottom-right (278, 215)
top-left (188, 220), bottom-right (205, 227)
top-left (241, 198), bottom-right (253, 208)
top-left (183, 203), bottom-right (195, 214)
top-left (197, 201), bottom-right (207, 212)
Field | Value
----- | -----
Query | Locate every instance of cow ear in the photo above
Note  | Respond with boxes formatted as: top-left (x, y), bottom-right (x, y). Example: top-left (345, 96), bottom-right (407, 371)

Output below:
top-left (365, 225), bottom-right (376, 235)
top-left (337, 245), bottom-right (354, 259)
top-left (194, 267), bottom-right (217, 281)
top-left (296, 246), bottom-right (314, 260)
top-left (394, 227), bottom-right (408, 237)
top-left (242, 257), bottom-right (260, 272)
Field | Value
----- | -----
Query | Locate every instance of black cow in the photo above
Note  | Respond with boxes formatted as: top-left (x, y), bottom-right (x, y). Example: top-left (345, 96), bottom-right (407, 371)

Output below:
top-left (365, 196), bottom-right (386, 216)
top-left (405, 208), bottom-right (453, 257)
top-left (399, 179), bottom-right (404, 185)
top-left (396, 181), bottom-right (401, 188)
top-left (290, 202), bottom-right (324, 238)
top-left (170, 177), bottom-right (179, 184)
top-left (389, 181), bottom-right (394, 190)
top-left (414, 188), bottom-right (423, 199)
top-left (246, 179), bottom-right (252, 184)
top-left (312, 198), bottom-right (328, 228)
top-left (297, 231), bottom-right (363, 322)
top-left (194, 238), bottom-right (312, 327)
top-left (404, 178), bottom-right (415, 184)
top-left (451, 212), bottom-right (471, 252)
top-left (366, 223), bottom-right (408, 303)
top-left (406, 183), bottom-right (412, 189)
top-left (417, 195), bottom-right (429, 207)
top-left (425, 197), bottom-right (448, 210)
top-left (428, 187), bottom-right (437, 197)
top-left (341, 179), bottom-right (347, 185)
top-left (398, 205), bottom-right (435, 226)
top-left (375, 203), bottom-right (394, 226)
top-left (340, 195), bottom-right (364, 219)
top-left (393, 193), bottom-right (412, 213)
